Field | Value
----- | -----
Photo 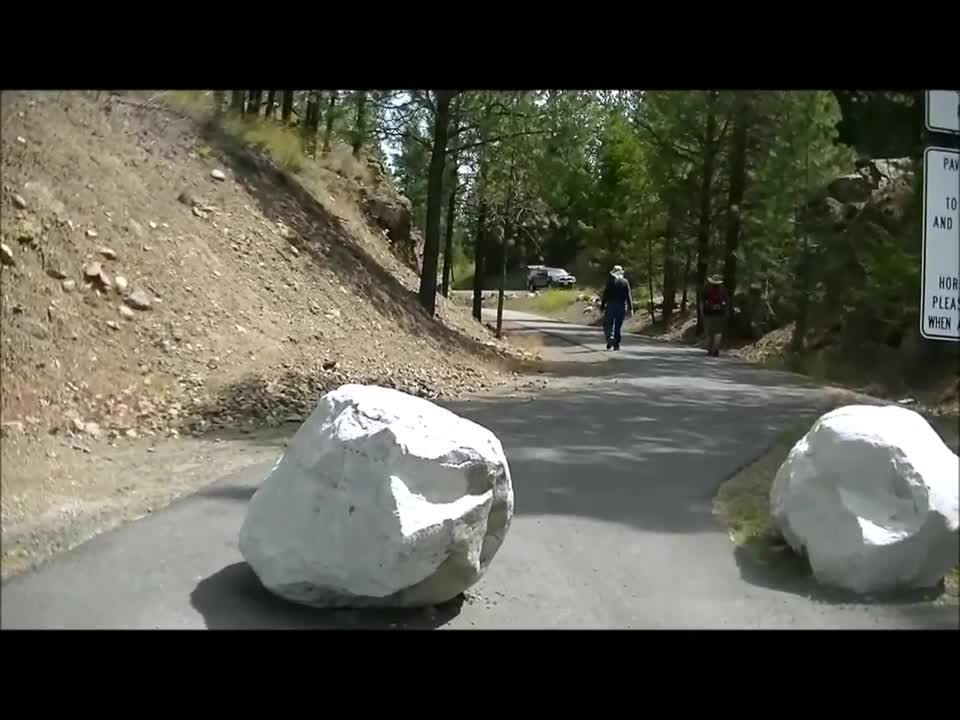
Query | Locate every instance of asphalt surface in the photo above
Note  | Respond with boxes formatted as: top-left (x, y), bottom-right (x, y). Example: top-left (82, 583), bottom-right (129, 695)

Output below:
top-left (2, 310), bottom-right (958, 629)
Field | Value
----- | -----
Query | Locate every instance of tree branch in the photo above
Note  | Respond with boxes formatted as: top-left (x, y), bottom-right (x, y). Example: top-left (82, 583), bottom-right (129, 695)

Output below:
top-left (448, 128), bottom-right (549, 156)
top-left (378, 126), bottom-right (431, 149)
top-left (633, 117), bottom-right (699, 163)
top-left (411, 90), bottom-right (435, 115)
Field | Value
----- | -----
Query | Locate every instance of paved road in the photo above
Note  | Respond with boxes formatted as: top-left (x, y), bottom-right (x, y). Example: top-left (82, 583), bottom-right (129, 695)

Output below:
top-left (2, 310), bottom-right (957, 629)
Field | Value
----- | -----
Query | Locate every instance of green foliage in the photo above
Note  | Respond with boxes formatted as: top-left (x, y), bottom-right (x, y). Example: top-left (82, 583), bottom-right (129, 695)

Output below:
top-left (528, 288), bottom-right (581, 314)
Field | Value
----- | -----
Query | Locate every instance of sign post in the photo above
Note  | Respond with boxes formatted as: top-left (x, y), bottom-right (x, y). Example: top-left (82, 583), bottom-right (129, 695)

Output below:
top-left (920, 146), bottom-right (960, 341)
top-left (920, 91), bottom-right (959, 342)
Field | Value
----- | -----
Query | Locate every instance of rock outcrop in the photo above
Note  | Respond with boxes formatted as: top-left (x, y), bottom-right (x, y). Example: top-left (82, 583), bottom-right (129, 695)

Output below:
top-left (770, 404), bottom-right (959, 594)
top-left (359, 188), bottom-right (422, 272)
top-left (239, 384), bottom-right (514, 608)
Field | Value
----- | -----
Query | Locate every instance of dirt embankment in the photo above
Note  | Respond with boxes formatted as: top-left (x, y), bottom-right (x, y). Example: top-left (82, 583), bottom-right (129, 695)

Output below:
top-left (0, 91), bottom-right (544, 576)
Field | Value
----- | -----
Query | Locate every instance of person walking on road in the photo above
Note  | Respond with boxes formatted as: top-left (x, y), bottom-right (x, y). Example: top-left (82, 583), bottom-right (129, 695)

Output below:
top-left (600, 264), bottom-right (633, 351)
top-left (701, 274), bottom-right (729, 357)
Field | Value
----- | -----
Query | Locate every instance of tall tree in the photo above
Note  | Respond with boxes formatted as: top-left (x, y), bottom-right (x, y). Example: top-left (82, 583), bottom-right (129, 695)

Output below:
top-left (352, 91), bottom-right (368, 158)
top-left (721, 91), bottom-right (751, 300)
top-left (417, 90), bottom-right (456, 315)
top-left (281, 91), bottom-right (294, 123)
top-left (303, 91), bottom-right (321, 156)
top-left (323, 91), bottom-right (338, 153)
top-left (246, 90), bottom-right (262, 117)
top-left (694, 90), bottom-right (719, 334)
top-left (440, 98), bottom-right (465, 298)
top-left (441, 160), bottom-right (459, 298)
top-left (264, 90), bottom-right (277, 119)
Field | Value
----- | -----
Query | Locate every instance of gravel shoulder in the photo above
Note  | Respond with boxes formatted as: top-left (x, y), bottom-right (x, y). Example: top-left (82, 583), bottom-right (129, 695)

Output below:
top-left (1, 372), bottom-right (549, 581)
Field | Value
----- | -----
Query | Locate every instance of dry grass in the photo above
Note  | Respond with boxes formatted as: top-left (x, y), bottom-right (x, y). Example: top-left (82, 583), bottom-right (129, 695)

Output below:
top-left (167, 91), bottom-right (378, 187)
top-left (713, 414), bottom-right (819, 548)
top-left (219, 115), bottom-right (305, 172)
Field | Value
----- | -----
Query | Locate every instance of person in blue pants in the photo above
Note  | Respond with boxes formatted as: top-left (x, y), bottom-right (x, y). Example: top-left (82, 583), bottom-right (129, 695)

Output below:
top-left (600, 264), bottom-right (634, 350)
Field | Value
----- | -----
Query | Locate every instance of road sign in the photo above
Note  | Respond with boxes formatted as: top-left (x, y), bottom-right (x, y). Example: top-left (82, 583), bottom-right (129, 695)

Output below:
top-left (921, 146), bottom-right (960, 341)
top-left (926, 90), bottom-right (959, 135)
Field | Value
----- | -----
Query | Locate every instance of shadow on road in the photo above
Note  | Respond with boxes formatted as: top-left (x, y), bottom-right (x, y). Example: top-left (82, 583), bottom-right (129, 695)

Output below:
top-left (196, 484), bottom-right (257, 502)
top-left (733, 542), bottom-right (955, 612)
top-left (442, 385), bottom-right (825, 535)
top-left (525, 325), bottom-right (821, 387)
top-left (189, 562), bottom-right (462, 629)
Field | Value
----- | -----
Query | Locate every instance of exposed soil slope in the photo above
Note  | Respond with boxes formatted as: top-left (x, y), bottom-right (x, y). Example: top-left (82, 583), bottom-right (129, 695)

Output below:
top-left (1, 91), bottom-right (539, 568)
top-left (1, 91), bottom-right (531, 445)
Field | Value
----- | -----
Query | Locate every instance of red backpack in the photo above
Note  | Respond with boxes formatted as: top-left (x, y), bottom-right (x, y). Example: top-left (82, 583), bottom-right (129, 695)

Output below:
top-left (705, 285), bottom-right (726, 314)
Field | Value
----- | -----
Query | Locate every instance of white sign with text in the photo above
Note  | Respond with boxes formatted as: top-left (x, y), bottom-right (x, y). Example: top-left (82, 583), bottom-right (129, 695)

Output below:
top-left (926, 90), bottom-right (959, 135)
top-left (921, 147), bottom-right (960, 341)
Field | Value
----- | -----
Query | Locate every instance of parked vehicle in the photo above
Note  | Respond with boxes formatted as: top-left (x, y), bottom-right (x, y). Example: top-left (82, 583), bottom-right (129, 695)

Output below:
top-left (527, 265), bottom-right (576, 291)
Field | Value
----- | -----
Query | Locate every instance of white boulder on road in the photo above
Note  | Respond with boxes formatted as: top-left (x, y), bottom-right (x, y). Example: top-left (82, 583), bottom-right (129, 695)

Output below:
top-left (770, 404), bottom-right (959, 594)
top-left (239, 384), bottom-right (514, 608)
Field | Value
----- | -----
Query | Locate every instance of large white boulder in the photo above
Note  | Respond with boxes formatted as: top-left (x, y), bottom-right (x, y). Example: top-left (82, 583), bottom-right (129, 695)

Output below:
top-left (770, 405), bottom-right (959, 594)
top-left (239, 384), bottom-right (514, 608)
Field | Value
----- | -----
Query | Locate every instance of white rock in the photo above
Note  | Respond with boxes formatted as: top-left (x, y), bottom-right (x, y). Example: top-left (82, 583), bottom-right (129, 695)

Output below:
top-left (239, 384), bottom-right (514, 608)
top-left (124, 289), bottom-right (152, 310)
top-left (1, 242), bottom-right (15, 267)
top-left (770, 405), bottom-right (959, 594)
top-left (210, 169), bottom-right (226, 181)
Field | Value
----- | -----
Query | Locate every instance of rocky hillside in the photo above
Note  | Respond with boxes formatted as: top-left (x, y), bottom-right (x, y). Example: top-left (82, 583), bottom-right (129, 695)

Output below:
top-left (0, 91), bottom-right (533, 448)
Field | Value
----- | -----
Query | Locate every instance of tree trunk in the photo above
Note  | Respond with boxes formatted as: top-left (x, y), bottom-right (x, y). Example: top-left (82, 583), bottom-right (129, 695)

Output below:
top-left (695, 90), bottom-right (719, 335)
top-left (281, 91), bottom-right (294, 123)
top-left (647, 233), bottom-right (657, 323)
top-left (230, 91), bottom-right (244, 112)
top-left (440, 100), bottom-right (462, 298)
top-left (417, 91), bottom-right (454, 316)
top-left (303, 92), bottom-right (321, 156)
top-left (722, 91), bottom-right (751, 303)
top-left (213, 91), bottom-right (225, 118)
top-left (264, 90), bottom-right (276, 119)
top-left (323, 91), bottom-right (338, 153)
top-left (441, 162), bottom-right (458, 298)
top-left (791, 96), bottom-right (815, 353)
top-left (680, 245), bottom-right (691, 313)
top-left (246, 90), bottom-right (262, 117)
top-left (792, 221), bottom-right (811, 352)
top-left (352, 91), bottom-right (367, 158)
top-left (472, 198), bottom-right (487, 322)
top-left (662, 209), bottom-right (679, 327)
top-left (496, 153), bottom-right (517, 339)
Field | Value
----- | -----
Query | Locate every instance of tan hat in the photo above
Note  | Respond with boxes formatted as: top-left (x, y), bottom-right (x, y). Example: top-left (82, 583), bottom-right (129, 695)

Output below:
top-left (707, 274), bottom-right (723, 285)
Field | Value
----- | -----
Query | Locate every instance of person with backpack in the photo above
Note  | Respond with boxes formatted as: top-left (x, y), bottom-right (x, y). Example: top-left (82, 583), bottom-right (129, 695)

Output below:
top-left (701, 274), bottom-right (729, 357)
top-left (600, 265), bottom-right (634, 351)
